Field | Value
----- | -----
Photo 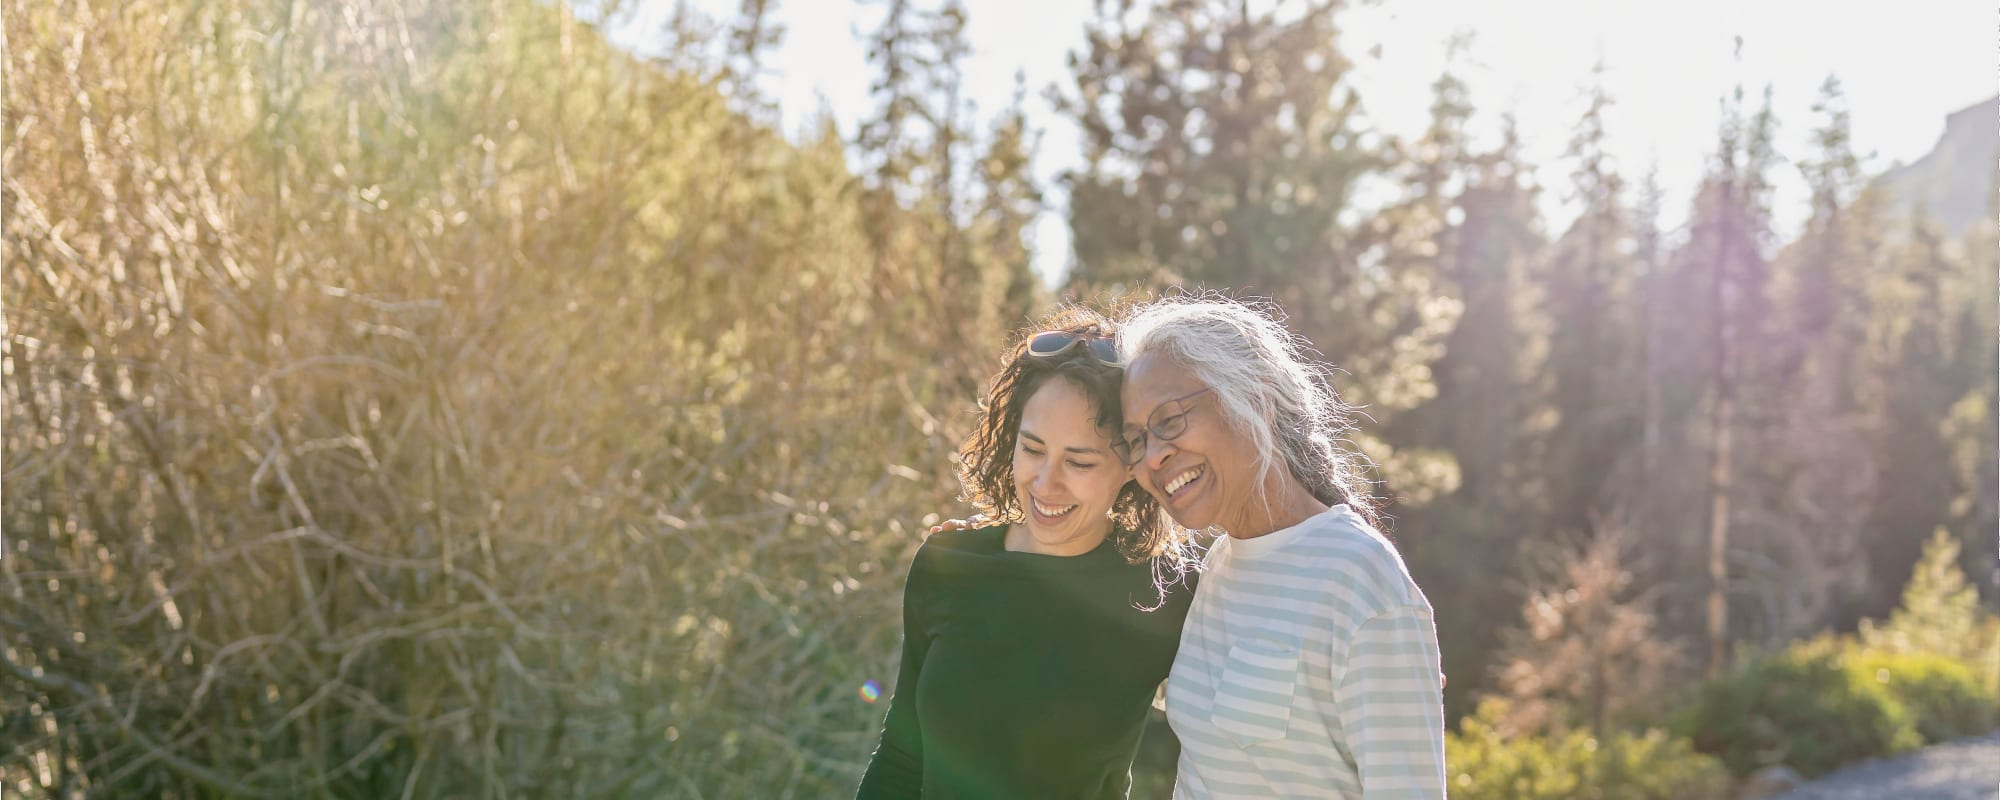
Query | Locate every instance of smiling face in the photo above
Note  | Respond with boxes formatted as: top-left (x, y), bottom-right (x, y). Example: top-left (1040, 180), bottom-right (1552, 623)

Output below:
top-left (1120, 354), bottom-right (1264, 534)
top-left (1011, 378), bottom-right (1130, 550)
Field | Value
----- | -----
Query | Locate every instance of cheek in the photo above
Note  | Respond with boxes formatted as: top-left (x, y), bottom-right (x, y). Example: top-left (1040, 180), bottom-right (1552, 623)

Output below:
top-left (1133, 467), bottom-right (1159, 493)
top-left (1096, 473), bottom-right (1129, 505)
top-left (1222, 441), bottom-right (1267, 490)
top-left (1198, 422), bottom-right (1242, 462)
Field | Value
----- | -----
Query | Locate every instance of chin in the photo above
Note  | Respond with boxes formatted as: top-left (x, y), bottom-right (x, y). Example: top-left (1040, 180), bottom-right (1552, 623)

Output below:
top-left (1161, 510), bottom-right (1207, 532)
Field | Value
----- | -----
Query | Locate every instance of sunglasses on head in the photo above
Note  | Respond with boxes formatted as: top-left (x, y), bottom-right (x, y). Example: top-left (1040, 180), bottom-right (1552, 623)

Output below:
top-left (1027, 330), bottom-right (1121, 365)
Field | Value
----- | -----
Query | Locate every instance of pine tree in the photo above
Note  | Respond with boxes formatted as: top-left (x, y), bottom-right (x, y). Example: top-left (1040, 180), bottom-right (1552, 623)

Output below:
top-left (1857, 213), bottom-right (1967, 620)
top-left (1633, 164), bottom-right (1670, 551)
top-left (968, 74), bottom-right (1049, 336)
top-left (1059, 0), bottom-right (1454, 502)
top-left (1062, 0), bottom-right (1374, 306)
top-left (1493, 525), bottom-right (1680, 737)
top-left (1862, 529), bottom-right (1984, 662)
top-left (1388, 53), bottom-right (1549, 719)
top-left (1761, 75), bottom-right (1877, 633)
top-left (855, 0), bottom-right (1037, 392)
top-left (721, 0), bottom-right (786, 118)
top-left (1658, 63), bottom-right (1783, 673)
top-left (1542, 62), bottom-right (1642, 540)
top-left (1941, 157), bottom-right (2000, 598)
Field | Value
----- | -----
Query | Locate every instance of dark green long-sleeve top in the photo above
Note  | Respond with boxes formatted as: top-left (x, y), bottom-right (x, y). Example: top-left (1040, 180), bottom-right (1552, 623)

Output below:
top-left (856, 525), bottom-right (1194, 799)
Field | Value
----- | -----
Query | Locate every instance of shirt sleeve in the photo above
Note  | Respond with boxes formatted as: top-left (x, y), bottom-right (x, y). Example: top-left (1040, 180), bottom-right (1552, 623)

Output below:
top-left (855, 553), bottom-right (931, 799)
top-left (1332, 604), bottom-right (1448, 799)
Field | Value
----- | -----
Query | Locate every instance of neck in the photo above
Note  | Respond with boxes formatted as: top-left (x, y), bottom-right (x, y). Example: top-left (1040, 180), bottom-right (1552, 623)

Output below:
top-left (1005, 520), bottom-right (1113, 556)
top-left (1223, 476), bottom-right (1329, 539)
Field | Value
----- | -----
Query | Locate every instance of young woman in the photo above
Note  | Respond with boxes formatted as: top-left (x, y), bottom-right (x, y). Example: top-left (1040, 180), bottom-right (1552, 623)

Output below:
top-left (1115, 297), bottom-right (1447, 799)
top-left (857, 308), bottom-right (1194, 799)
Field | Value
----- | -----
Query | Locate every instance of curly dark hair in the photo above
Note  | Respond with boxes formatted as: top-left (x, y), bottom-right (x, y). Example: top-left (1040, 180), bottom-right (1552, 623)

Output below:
top-left (955, 306), bottom-right (1175, 562)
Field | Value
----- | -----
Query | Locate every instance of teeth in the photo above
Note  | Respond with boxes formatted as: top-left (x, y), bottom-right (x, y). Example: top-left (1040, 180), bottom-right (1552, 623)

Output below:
top-left (1033, 499), bottom-right (1077, 517)
top-left (1164, 467), bottom-right (1203, 496)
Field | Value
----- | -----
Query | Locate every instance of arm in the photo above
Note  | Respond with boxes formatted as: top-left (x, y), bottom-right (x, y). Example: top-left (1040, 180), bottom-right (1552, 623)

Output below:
top-left (855, 554), bottom-right (931, 799)
top-left (1332, 605), bottom-right (1448, 799)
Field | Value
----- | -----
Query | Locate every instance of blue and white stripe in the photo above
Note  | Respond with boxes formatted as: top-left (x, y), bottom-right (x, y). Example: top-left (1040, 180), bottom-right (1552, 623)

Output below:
top-left (1166, 505), bottom-right (1447, 799)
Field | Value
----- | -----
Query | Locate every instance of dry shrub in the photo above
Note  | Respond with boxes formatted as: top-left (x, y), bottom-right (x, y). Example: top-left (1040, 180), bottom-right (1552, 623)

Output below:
top-left (2, 0), bottom-right (1006, 795)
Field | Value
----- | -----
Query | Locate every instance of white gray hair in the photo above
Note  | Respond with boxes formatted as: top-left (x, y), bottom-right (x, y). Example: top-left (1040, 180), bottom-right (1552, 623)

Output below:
top-left (1117, 296), bottom-right (1378, 526)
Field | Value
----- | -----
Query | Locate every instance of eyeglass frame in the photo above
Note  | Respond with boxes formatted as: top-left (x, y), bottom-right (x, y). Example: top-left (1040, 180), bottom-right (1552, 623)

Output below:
top-left (1111, 386), bottom-right (1214, 466)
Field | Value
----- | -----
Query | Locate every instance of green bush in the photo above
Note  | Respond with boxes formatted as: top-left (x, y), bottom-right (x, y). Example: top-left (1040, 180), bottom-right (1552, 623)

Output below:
top-left (1448, 700), bottom-right (1733, 800)
top-left (1677, 643), bottom-right (1922, 777)
top-left (1845, 649), bottom-right (1998, 743)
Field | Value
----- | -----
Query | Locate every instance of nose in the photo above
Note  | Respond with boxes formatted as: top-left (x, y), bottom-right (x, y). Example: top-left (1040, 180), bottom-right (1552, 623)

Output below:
top-left (1031, 459), bottom-right (1060, 494)
top-left (1141, 435), bottom-right (1175, 477)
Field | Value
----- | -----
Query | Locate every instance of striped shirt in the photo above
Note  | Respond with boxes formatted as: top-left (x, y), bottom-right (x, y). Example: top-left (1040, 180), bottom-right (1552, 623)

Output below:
top-left (1165, 505), bottom-right (1447, 799)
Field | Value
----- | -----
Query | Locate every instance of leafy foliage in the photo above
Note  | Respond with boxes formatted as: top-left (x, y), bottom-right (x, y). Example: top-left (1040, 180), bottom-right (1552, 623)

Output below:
top-left (1, 0), bottom-right (1034, 795)
top-left (4, 0), bottom-right (1995, 796)
top-left (1676, 642), bottom-right (1922, 777)
top-left (1844, 649), bottom-right (1997, 744)
top-left (1448, 699), bottom-right (1732, 800)
top-left (1862, 529), bottom-right (1987, 662)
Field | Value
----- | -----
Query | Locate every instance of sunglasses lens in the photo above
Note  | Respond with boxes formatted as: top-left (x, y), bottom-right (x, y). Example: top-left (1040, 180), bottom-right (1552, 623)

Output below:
top-left (1029, 332), bottom-right (1074, 356)
top-left (1088, 339), bottom-right (1120, 363)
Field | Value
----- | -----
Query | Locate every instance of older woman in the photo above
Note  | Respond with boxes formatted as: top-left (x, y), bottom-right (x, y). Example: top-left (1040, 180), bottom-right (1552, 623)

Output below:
top-left (857, 307), bottom-right (1194, 799)
top-left (1115, 297), bottom-right (1446, 799)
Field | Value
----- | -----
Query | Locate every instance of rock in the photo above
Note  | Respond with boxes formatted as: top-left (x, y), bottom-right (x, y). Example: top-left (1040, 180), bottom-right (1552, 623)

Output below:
top-left (1740, 765), bottom-right (1804, 799)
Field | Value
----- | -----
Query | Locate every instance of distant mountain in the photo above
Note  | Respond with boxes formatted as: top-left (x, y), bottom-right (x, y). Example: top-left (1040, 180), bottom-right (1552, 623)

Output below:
top-left (1874, 95), bottom-right (1998, 236)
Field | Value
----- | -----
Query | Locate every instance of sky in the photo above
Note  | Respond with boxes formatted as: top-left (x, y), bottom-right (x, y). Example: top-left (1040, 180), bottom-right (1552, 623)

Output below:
top-left (612, 0), bottom-right (1995, 286)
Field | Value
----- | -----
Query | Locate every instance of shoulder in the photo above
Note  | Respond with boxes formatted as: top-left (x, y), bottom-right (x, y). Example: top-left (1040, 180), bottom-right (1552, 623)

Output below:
top-left (918, 524), bottom-right (1004, 556)
top-left (909, 524), bottom-right (1005, 576)
top-left (1297, 508), bottom-right (1429, 614)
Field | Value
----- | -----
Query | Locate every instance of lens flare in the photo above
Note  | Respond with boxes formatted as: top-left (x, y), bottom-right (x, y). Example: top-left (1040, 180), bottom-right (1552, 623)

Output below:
top-left (859, 679), bottom-right (882, 703)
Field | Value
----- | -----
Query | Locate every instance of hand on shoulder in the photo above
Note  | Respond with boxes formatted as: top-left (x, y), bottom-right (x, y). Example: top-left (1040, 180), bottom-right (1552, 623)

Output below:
top-left (927, 514), bottom-right (991, 536)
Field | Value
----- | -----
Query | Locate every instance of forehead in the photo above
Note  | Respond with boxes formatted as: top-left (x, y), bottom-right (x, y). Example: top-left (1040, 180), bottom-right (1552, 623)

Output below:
top-left (1122, 354), bottom-right (1204, 418)
top-left (1020, 379), bottom-right (1102, 433)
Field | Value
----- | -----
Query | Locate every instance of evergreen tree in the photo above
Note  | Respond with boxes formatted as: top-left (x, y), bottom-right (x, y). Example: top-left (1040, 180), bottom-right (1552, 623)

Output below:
top-left (1542, 62), bottom-right (1642, 540)
top-left (968, 74), bottom-right (1050, 336)
top-left (1857, 213), bottom-right (1968, 620)
top-left (1061, 0), bottom-right (1454, 503)
top-left (1942, 160), bottom-right (2000, 597)
top-left (1762, 75), bottom-right (1877, 632)
top-left (1493, 526), bottom-right (1680, 737)
top-left (1656, 66), bottom-right (1783, 671)
top-left (1861, 529), bottom-right (1985, 663)
top-left (856, 0), bottom-right (1037, 392)
top-left (1390, 57), bottom-right (1549, 718)
top-left (1062, 0), bottom-right (1374, 310)
top-left (1632, 164), bottom-right (1674, 552)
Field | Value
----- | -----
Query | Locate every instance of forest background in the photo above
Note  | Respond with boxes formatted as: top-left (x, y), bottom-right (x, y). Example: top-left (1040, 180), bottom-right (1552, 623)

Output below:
top-left (4, 0), bottom-right (1996, 796)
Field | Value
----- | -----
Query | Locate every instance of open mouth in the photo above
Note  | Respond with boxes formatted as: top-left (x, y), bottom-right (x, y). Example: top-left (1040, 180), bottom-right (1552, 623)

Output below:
top-left (1162, 465), bottom-right (1206, 499)
top-left (1032, 498), bottom-right (1078, 519)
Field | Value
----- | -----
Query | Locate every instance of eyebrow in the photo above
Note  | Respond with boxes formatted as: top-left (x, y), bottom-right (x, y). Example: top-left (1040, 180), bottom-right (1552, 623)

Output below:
top-left (1131, 399), bottom-right (1177, 425)
top-left (1020, 431), bottom-right (1105, 456)
top-left (1136, 387), bottom-right (1205, 423)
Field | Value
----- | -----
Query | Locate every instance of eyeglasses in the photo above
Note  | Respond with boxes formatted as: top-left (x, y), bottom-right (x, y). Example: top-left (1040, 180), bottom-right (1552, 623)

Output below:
top-left (1027, 330), bottom-right (1121, 365)
top-left (1111, 387), bottom-right (1213, 466)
